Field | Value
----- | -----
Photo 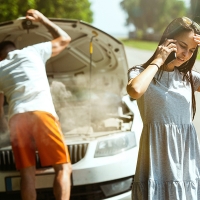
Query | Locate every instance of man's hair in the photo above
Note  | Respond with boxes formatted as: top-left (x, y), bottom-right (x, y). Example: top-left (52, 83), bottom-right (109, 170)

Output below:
top-left (0, 41), bottom-right (16, 55)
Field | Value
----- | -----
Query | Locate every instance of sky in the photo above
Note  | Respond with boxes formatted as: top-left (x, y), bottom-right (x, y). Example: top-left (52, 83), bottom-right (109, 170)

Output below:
top-left (89, 0), bottom-right (129, 38)
top-left (89, 0), bottom-right (190, 38)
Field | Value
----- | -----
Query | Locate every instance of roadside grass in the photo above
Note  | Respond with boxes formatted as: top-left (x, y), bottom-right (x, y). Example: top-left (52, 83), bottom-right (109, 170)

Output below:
top-left (121, 39), bottom-right (200, 60)
top-left (121, 39), bottom-right (158, 51)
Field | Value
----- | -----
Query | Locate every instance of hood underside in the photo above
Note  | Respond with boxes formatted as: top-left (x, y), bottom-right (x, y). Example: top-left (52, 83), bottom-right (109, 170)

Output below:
top-left (0, 18), bottom-right (128, 76)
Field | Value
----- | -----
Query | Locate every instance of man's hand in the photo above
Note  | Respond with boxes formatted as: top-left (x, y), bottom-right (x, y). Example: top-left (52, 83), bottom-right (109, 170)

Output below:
top-left (25, 8), bottom-right (71, 57)
top-left (26, 9), bottom-right (45, 23)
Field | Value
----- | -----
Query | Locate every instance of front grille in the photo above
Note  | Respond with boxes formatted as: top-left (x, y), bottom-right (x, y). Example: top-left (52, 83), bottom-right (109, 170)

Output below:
top-left (0, 143), bottom-right (88, 171)
top-left (0, 150), bottom-right (15, 171)
top-left (68, 143), bottom-right (88, 164)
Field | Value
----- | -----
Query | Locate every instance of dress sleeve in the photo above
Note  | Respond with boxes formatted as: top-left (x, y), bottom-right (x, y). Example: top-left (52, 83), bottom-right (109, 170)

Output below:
top-left (128, 66), bottom-right (144, 81)
top-left (192, 70), bottom-right (200, 91)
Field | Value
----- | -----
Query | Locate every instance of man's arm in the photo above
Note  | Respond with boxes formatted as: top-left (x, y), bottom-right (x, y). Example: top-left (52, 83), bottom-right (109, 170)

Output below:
top-left (26, 9), bottom-right (71, 57)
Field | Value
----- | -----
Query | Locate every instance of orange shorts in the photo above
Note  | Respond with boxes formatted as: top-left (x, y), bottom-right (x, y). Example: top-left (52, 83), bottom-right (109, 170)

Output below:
top-left (9, 111), bottom-right (70, 170)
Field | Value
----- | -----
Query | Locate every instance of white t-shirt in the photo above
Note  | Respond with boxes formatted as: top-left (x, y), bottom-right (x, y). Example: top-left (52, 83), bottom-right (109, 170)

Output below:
top-left (0, 41), bottom-right (58, 120)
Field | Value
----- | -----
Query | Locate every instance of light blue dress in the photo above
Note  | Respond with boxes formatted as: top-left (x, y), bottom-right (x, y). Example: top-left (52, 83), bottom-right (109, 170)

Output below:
top-left (129, 66), bottom-right (200, 200)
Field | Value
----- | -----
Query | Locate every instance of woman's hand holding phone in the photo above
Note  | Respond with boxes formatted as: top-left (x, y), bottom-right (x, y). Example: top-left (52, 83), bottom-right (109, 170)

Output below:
top-left (154, 39), bottom-right (177, 66)
top-left (165, 51), bottom-right (176, 65)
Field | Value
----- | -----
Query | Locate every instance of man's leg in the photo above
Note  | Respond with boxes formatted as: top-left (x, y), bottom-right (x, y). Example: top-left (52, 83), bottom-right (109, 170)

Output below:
top-left (31, 111), bottom-right (72, 199)
top-left (52, 163), bottom-right (72, 200)
top-left (9, 113), bottom-right (37, 200)
top-left (20, 166), bottom-right (36, 200)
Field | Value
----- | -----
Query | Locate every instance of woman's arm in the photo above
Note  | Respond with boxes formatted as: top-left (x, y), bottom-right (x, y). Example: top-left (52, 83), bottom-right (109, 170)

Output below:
top-left (127, 62), bottom-right (160, 99)
top-left (127, 39), bottom-right (177, 99)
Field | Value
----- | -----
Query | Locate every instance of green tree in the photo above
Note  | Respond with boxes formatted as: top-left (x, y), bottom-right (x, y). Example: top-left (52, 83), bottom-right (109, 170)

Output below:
top-left (120, 0), bottom-right (187, 39)
top-left (0, 0), bottom-right (93, 23)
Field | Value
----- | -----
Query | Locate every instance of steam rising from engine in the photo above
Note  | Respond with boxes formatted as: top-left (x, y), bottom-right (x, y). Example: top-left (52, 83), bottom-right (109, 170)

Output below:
top-left (0, 73), bottom-right (131, 147)
top-left (49, 73), bottom-right (128, 137)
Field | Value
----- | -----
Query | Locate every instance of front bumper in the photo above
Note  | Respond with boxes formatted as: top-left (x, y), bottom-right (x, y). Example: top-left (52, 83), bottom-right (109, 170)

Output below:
top-left (0, 176), bottom-right (133, 200)
top-left (0, 139), bottom-right (138, 199)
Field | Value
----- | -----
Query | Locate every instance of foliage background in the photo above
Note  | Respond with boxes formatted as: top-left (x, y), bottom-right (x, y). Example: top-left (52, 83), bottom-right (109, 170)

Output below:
top-left (0, 0), bottom-right (93, 23)
top-left (0, 0), bottom-right (199, 41)
top-left (120, 0), bottom-right (188, 39)
top-left (120, 0), bottom-right (200, 40)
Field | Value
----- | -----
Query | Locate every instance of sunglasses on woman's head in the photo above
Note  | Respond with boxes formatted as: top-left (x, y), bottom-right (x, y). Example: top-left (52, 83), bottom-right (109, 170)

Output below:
top-left (165, 17), bottom-right (200, 36)
top-left (181, 17), bottom-right (200, 33)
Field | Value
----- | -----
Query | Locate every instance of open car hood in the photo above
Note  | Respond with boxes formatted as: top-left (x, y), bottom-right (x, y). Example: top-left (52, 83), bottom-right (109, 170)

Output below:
top-left (0, 18), bottom-right (131, 143)
top-left (0, 18), bottom-right (128, 77)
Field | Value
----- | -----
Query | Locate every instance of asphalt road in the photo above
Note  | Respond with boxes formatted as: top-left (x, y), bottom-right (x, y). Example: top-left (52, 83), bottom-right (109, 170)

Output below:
top-left (125, 46), bottom-right (200, 140)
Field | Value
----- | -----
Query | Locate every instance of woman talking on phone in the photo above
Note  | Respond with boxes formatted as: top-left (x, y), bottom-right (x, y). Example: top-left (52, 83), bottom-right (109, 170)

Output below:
top-left (127, 17), bottom-right (200, 199)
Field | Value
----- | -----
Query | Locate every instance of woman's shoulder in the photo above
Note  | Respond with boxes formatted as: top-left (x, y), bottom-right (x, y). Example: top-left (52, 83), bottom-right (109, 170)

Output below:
top-left (191, 70), bottom-right (200, 84)
top-left (192, 70), bottom-right (200, 77)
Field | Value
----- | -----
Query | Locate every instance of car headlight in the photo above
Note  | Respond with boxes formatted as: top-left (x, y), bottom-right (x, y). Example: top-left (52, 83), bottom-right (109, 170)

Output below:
top-left (94, 132), bottom-right (136, 157)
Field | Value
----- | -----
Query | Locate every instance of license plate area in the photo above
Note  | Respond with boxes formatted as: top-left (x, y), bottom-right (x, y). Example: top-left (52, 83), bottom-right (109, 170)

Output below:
top-left (5, 173), bottom-right (55, 191)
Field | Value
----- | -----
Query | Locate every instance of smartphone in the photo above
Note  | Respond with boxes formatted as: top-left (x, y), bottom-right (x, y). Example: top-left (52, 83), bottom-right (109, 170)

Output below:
top-left (165, 51), bottom-right (176, 65)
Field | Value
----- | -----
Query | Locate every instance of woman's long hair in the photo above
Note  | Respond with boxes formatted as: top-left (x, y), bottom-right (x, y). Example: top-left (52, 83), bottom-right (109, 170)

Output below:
top-left (129, 17), bottom-right (200, 119)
